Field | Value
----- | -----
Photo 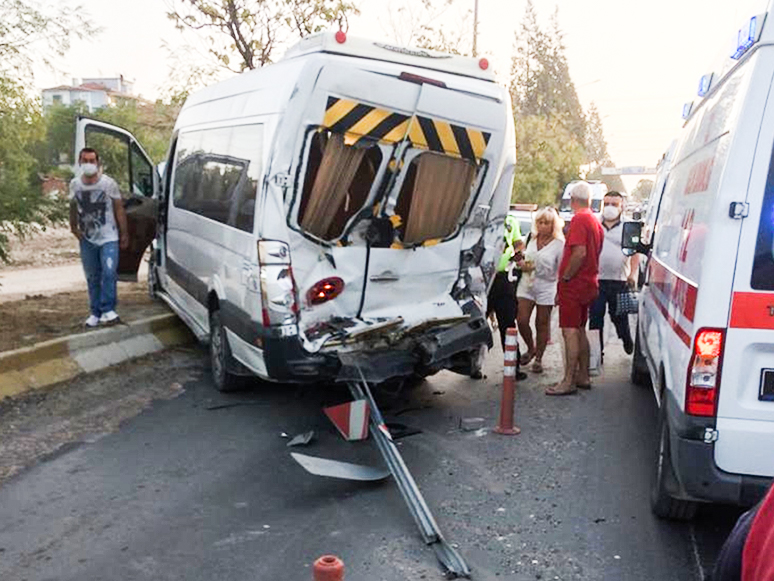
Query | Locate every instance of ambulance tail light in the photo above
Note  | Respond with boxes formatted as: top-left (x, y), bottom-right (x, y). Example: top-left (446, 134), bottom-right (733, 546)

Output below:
top-left (258, 241), bottom-right (299, 328)
top-left (685, 328), bottom-right (726, 417)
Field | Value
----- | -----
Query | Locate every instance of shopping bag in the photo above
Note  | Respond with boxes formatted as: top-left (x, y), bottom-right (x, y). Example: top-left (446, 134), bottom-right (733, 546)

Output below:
top-left (615, 290), bottom-right (639, 316)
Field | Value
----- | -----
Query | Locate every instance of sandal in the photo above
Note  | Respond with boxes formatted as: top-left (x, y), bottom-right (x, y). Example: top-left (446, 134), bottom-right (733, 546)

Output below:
top-left (545, 384), bottom-right (578, 396)
top-left (531, 360), bottom-right (543, 374)
top-left (519, 351), bottom-right (535, 366)
top-left (576, 383), bottom-right (592, 390)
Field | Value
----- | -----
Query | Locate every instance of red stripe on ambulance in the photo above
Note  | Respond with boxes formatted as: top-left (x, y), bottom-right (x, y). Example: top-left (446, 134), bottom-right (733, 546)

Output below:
top-left (729, 292), bottom-right (774, 330)
top-left (649, 259), bottom-right (698, 323)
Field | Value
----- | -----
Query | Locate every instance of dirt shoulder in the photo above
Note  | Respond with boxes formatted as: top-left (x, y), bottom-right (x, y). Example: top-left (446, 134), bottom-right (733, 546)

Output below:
top-left (0, 226), bottom-right (80, 272)
top-left (0, 285), bottom-right (166, 353)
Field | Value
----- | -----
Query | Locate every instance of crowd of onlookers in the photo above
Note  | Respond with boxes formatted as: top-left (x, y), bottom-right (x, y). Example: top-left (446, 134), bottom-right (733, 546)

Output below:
top-left (487, 181), bottom-right (637, 393)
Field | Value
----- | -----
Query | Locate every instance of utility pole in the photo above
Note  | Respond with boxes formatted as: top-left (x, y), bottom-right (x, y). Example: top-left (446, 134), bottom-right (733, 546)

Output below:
top-left (472, 0), bottom-right (479, 57)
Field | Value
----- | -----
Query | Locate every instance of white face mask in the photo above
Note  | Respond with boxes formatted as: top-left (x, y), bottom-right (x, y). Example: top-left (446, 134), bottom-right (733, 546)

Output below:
top-left (80, 162), bottom-right (99, 177)
top-left (602, 205), bottom-right (621, 221)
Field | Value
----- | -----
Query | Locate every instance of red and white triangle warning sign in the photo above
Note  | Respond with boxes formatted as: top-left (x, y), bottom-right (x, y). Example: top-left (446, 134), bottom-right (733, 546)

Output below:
top-left (324, 399), bottom-right (370, 441)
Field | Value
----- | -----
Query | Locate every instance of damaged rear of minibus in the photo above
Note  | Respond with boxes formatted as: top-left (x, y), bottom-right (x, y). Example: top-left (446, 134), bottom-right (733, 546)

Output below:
top-left (76, 33), bottom-right (515, 390)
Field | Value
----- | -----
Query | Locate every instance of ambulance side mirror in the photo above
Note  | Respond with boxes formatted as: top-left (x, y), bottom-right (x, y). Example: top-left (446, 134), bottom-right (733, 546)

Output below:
top-left (621, 221), bottom-right (649, 256)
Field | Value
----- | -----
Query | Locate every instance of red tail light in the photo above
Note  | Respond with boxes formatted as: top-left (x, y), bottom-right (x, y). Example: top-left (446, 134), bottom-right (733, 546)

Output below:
top-left (335, 31), bottom-right (347, 44)
top-left (307, 277), bottom-right (344, 306)
top-left (479, 58), bottom-right (489, 70)
top-left (685, 328), bottom-right (725, 417)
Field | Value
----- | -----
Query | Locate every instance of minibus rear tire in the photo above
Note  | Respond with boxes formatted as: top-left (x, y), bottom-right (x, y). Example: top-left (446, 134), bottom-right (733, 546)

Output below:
top-left (209, 309), bottom-right (242, 392)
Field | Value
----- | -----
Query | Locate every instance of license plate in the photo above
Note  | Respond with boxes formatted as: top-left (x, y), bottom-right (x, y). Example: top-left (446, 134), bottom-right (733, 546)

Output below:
top-left (760, 369), bottom-right (774, 401)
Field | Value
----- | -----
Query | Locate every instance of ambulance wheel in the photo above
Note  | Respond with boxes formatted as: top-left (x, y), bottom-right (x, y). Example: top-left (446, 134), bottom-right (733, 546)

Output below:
top-left (631, 331), bottom-right (650, 387)
top-left (209, 309), bottom-right (242, 392)
top-left (651, 402), bottom-right (698, 520)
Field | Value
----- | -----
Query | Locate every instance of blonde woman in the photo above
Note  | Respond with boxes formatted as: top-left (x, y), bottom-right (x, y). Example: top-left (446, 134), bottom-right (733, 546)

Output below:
top-left (516, 207), bottom-right (565, 373)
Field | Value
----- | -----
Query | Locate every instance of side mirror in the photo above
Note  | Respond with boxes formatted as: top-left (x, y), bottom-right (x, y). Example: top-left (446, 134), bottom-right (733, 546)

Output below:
top-left (621, 221), bottom-right (649, 256)
top-left (632, 211), bottom-right (642, 221)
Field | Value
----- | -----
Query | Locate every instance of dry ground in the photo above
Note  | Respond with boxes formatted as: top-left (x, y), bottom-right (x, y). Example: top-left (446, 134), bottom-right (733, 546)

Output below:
top-left (0, 226), bottom-right (80, 271)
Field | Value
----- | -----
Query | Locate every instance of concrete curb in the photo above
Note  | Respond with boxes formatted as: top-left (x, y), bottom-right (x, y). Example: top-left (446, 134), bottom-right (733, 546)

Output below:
top-left (0, 313), bottom-right (195, 400)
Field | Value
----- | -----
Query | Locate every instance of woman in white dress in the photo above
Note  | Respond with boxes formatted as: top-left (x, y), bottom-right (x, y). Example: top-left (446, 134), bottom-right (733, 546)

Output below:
top-left (516, 207), bottom-right (565, 373)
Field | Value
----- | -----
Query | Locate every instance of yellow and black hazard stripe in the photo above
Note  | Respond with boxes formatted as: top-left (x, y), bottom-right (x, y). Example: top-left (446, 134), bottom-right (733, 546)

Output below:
top-left (322, 97), bottom-right (491, 162)
top-left (324, 97), bottom-right (411, 145)
top-left (407, 115), bottom-right (490, 162)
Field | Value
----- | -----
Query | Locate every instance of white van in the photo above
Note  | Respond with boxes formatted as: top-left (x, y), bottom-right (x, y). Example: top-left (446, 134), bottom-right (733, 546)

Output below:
top-left (558, 179), bottom-right (607, 222)
top-left (623, 7), bottom-right (774, 519)
top-left (75, 33), bottom-right (515, 391)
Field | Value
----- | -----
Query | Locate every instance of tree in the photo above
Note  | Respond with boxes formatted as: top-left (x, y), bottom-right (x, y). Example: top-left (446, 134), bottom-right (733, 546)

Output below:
top-left (0, 0), bottom-right (97, 262)
top-left (511, 114), bottom-right (585, 207)
top-left (509, 2), bottom-right (587, 205)
top-left (384, 0), bottom-right (471, 55)
top-left (631, 179), bottom-right (654, 202)
top-left (584, 102), bottom-right (609, 169)
top-left (166, 0), bottom-right (358, 72)
top-left (510, 2), bottom-right (585, 143)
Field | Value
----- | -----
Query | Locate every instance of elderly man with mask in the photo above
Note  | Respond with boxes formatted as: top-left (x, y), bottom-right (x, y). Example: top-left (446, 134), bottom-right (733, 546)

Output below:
top-left (588, 191), bottom-right (638, 370)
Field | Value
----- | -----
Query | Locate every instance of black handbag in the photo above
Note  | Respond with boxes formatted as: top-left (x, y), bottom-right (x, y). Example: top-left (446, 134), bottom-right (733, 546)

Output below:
top-left (615, 290), bottom-right (639, 316)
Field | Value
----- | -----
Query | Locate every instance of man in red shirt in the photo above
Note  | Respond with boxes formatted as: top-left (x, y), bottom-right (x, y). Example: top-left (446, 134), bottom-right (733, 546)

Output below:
top-left (547, 182), bottom-right (604, 396)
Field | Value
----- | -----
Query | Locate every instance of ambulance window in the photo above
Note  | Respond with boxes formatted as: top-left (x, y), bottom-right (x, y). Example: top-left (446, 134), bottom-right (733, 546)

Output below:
top-left (394, 152), bottom-right (476, 244)
top-left (751, 155), bottom-right (774, 289)
top-left (298, 131), bottom-right (382, 241)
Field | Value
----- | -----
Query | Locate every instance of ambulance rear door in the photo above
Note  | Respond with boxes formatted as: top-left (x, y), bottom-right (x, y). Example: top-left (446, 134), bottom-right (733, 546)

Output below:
top-left (714, 53), bottom-right (774, 479)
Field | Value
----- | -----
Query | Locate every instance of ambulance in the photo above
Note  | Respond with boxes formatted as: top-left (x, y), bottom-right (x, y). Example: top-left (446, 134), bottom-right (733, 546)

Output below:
top-left (623, 7), bottom-right (774, 519)
top-left (74, 33), bottom-right (515, 391)
top-left (558, 179), bottom-right (607, 222)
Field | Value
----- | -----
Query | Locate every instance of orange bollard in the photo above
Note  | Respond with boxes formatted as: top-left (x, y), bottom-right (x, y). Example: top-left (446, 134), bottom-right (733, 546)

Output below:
top-left (313, 555), bottom-right (344, 581)
top-left (494, 327), bottom-right (521, 435)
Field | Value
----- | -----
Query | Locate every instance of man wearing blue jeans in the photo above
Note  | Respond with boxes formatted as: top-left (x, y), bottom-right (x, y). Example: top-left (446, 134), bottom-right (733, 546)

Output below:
top-left (69, 148), bottom-right (129, 327)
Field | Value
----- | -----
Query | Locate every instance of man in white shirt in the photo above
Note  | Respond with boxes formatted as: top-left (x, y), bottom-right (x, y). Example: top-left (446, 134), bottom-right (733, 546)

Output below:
top-left (589, 192), bottom-right (638, 364)
top-left (69, 147), bottom-right (129, 328)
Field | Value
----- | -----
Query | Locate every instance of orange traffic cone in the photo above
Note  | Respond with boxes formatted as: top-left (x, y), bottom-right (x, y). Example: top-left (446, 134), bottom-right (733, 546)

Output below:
top-left (313, 555), bottom-right (344, 581)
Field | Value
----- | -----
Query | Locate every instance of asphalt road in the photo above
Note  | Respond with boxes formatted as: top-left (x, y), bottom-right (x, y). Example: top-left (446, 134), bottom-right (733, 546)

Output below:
top-left (0, 339), bottom-right (745, 581)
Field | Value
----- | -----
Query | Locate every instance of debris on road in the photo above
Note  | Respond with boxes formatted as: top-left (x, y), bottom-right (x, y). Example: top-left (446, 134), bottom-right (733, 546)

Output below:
top-left (286, 431), bottom-right (315, 447)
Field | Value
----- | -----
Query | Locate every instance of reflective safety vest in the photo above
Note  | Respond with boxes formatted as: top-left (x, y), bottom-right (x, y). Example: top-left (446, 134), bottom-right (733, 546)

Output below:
top-left (497, 215), bottom-right (522, 273)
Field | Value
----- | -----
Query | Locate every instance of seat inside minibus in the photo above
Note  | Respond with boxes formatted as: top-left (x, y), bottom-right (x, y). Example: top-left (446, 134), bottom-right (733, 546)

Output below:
top-left (298, 131), bottom-right (382, 240)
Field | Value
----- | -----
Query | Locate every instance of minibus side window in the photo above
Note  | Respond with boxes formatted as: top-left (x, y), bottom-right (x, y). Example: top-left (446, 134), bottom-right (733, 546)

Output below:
top-left (171, 125), bottom-right (262, 233)
top-left (751, 150), bottom-right (774, 289)
top-left (394, 152), bottom-right (476, 244)
top-left (297, 130), bottom-right (383, 241)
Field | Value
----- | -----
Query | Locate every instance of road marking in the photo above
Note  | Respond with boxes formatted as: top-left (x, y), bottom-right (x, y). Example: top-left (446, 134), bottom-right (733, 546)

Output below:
top-left (689, 523), bottom-right (706, 581)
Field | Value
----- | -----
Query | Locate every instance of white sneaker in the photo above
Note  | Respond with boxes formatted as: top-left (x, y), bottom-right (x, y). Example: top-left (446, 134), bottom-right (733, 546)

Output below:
top-left (99, 311), bottom-right (120, 325)
top-left (85, 315), bottom-right (100, 328)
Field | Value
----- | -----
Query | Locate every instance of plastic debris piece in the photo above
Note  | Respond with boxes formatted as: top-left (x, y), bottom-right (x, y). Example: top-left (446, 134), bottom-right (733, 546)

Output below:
top-left (287, 431), bottom-right (315, 447)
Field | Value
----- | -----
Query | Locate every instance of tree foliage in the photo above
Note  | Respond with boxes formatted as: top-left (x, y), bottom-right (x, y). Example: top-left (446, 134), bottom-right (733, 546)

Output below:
top-left (631, 179), bottom-right (654, 202)
top-left (584, 102), bottom-right (609, 168)
top-left (166, 0), bottom-right (358, 72)
top-left (509, 2), bottom-right (588, 206)
top-left (384, 0), bottom-right (471, 56)
top-left (510, 2), bottom-right (585, 143)
top-left (0, 0), bottom-right (97, 261)
top-left (511, 114), bottom-right (584, 207)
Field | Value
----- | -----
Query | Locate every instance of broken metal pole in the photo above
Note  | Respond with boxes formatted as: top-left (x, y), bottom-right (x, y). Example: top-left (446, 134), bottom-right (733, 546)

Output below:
top-left (348, 374), bottom-right (471, 579)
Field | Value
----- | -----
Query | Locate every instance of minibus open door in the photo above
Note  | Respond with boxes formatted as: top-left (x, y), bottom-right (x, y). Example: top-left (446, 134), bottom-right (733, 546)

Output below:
top-left (74, 116), bottom-right (159, 282)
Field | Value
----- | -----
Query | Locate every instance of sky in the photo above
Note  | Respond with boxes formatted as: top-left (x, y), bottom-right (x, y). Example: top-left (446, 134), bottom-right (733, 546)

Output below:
top-left (34, 0), bottom-right (770, 180)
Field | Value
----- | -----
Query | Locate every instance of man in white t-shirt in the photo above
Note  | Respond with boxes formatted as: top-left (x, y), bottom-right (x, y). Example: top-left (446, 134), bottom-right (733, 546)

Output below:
top-left (69, 147), bottom-right (129, 327)
top-left (589, 191), bottom-right (638, 364)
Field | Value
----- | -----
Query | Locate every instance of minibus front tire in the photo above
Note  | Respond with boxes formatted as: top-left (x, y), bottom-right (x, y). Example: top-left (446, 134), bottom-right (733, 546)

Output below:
top-left (651, 401), bottom-right (698, 520)
top-left (209, 309), bottom-right (242, 392)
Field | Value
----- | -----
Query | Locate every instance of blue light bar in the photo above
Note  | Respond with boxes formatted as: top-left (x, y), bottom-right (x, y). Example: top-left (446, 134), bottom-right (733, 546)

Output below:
top-left (698, 73), bottom-right (714, 97)
top-left (682, 102), bottom-right (693, 119)
top-left (732, 15), bottom-right (760, 60)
